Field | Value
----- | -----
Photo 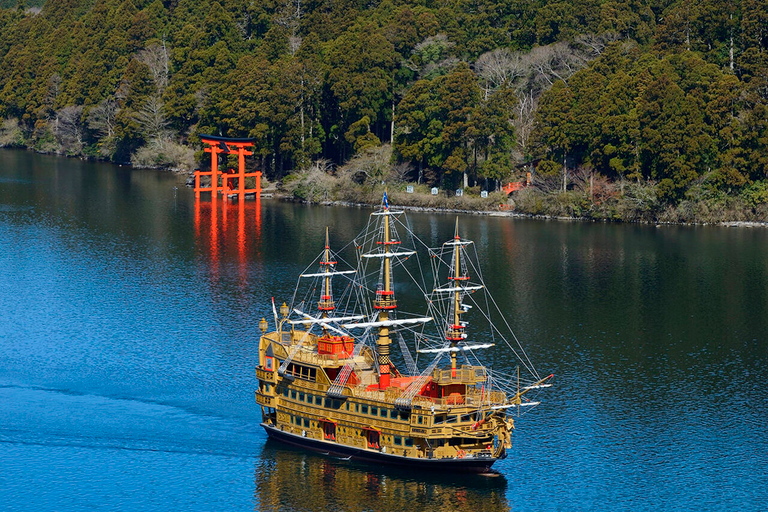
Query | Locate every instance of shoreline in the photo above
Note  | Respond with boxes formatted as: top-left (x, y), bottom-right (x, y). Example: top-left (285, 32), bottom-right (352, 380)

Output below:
top-left (2, 147), bottom-right (765, 229)
top-left (266, 191), bottom-right (768, 228)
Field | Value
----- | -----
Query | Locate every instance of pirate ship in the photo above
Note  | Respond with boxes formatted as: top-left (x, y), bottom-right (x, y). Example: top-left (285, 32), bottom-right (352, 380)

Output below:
top-left (255, 195), bottom-right (551, 472)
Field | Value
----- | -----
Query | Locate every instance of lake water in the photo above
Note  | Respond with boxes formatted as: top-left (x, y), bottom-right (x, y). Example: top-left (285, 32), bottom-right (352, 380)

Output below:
top-left (1, 149), bottom-right (766, 511)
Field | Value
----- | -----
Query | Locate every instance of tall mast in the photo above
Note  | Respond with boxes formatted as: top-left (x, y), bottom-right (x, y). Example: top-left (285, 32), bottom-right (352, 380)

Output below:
top-left (318, 227), bottom-right (335, 332)
top-left (446, 217), bottom-right (466, 377)
top-left (342, 193), bottom-right (431, 385)
top-left (374, 193), bottom-right (396, 389)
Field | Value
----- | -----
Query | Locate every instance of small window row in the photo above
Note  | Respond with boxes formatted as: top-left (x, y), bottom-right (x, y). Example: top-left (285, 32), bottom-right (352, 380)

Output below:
top-left (285, 363), bottom-right (317, 382)
top-left (433, 413), bottom-right (476, 425)
top-left (290, 415), bottom-right (311, 428)
top-left (280, 388), bottom-right (413, 421)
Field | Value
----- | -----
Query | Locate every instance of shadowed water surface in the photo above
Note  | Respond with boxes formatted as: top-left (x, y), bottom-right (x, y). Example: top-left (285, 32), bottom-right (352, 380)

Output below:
top-left (0, 149), bottom-right (766, 511)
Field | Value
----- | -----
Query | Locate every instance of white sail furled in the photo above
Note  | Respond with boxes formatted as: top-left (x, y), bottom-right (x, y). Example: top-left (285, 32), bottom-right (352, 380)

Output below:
top-left (417, 343), bottom-right (494, 354)
top-left (432, 285), bottom-right (483, 293)
top-left (342, 317), bottom-right (432, 329)
top-left (362, 251), bottom-right (416, 259)
top-left (289, 309), bottom-right (365, 324)
top-left (523, 383), bottom-right (554, 390)
top-left (300, 270), bottom-right (356, 278)
top-left (289, 309), bottom-right (353, 337)
top-left (371, 210), bottom-right (405, 216)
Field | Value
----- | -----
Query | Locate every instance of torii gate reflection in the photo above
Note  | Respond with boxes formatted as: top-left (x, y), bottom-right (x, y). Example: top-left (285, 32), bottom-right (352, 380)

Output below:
top-left (193, 135), bottom-right (262, 283)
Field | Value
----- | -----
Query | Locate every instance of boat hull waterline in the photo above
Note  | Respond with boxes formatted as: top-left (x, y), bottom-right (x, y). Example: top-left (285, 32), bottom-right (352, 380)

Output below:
top-left (262, 423), bottom-right (497, 473)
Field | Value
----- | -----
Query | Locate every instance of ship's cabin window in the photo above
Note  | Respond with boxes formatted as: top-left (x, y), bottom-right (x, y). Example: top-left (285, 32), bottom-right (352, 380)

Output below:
top-left (322, 421), bottom-right (336, 441)
top-left (405, 438), bottom-right (414, 447)
top-left (332, 399), bottom-right (341, 409)
top-left (315, 396), bottom-right (323, 405)
top-left (448, 437), bottom-right (474, 446)
top-left (345, 402), bottom-right (350, 411)
top-left (291, 390), bottom-right (297, 399)
top-left (435, 414), bottom-right (446, 424)
top-left (303, 418), bottom-right (310, 428)
top-left (370, 407), bottom-right (378, 416)
top-left (389, 410), bottom-right (398, 419)
top-left (355, 404), bottom-right (359, 412)
top-left (417, 415), bottom-right (423, 424)
top-left (447, 415), bottom-right (457, 423)
top-left (299, 392), bottom-right (305, 401)
top-left (365, 430), bottom-right (380, 449)
top-left (361, 405), bottom-right (368, 414)
top-left (286, 363), bottom-right (317, 382)
top-left (394, 436), bottom-right (402, 446)
top-left (380, 408), bottom-right (387, 418)
top-left (399, 411), bottom-right (410, 421)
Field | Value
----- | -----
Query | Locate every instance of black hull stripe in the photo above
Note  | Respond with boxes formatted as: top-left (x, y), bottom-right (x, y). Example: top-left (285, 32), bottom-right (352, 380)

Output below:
top-left (261, 423), bottom-right (497, 473)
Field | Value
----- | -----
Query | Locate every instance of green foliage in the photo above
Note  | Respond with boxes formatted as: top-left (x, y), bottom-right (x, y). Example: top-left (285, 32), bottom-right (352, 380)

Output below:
top-left (741, 180), bottom-right (768, 208)
top-left (0, 117), bottom-right (25, 146)
top-left (0, 0), bottom-right (765, 218)
top-left (532, 42), bottom-right (767, 204)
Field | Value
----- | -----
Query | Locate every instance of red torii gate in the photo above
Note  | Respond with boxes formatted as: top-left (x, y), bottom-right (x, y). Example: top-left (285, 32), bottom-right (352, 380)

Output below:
top-left (194, 135), bottom-right (261, 201)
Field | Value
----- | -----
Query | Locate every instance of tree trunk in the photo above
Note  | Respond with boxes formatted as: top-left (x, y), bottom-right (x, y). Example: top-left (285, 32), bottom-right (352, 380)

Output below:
top-left (730, 15), bottom-right (734, 72)
top-left (562, 155), bottom-right (567, 192)
top-left (390, 100), bottom-right (395, 143)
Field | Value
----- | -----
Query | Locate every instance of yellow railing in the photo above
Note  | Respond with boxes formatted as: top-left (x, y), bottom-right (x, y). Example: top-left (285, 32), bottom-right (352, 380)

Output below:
top-left (431, 366), bottom-right (487, 385)
top-left (255, 392), bottom-right (274, 407)
top-left (255, 367), bottom-right (276, 383)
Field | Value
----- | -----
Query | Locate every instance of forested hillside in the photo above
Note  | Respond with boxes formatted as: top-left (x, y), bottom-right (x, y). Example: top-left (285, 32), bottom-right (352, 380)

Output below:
top-left (1, 0), bottom-right (767, 217)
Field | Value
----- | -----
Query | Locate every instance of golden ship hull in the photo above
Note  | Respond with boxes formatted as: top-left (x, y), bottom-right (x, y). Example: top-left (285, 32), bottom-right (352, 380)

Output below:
top-left (255, 200), bottom-right (550, 472)
top-left (256, 328), bottom-right (530, 473)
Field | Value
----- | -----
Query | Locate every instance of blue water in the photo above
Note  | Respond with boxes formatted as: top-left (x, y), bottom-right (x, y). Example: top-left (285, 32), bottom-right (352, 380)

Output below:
top-left (1, 150), bottom-right (767, 511)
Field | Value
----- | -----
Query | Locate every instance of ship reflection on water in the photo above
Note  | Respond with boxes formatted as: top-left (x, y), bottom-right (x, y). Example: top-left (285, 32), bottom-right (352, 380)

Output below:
top-left (254, 441), bottom-right (511, 512)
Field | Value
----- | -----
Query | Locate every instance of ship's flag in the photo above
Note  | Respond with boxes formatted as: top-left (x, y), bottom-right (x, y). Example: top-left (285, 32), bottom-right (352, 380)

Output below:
top-left (383, 191), bottom-right (389, 209)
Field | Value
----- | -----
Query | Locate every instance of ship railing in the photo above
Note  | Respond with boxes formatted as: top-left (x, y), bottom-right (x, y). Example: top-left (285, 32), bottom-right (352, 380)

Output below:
top-left (289, 348), bottom-right (371, 369)
top-left (277, 330), bottom-right (317, 376)
top-left (431, 366), bottom-right (487, 385)
top-left (350, 388), bottom-right (386, 401)
top-left (255, 367), bottom-right (276, 383)
top-left (404, 389), bottom-right (507, 409)
top-left (255, 391), bottom-right (274, 407)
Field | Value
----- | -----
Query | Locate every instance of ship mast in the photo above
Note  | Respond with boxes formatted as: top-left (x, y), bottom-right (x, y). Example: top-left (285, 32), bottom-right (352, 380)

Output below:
top-left (342, 194), bottom-right (432, 387)
top-left (446, 218), bottom-right (467, 377)
top-left (318, 227), bottom-right (335, 327)
top-left (374, 195), bottom-right (396, 389)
